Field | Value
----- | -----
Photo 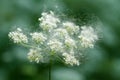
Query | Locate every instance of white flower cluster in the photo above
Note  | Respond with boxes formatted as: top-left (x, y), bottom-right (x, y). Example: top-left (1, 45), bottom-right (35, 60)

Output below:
top-left (62, 52), bottom-right (80, 66)
top-left (8, 28), bottom-right (28, 43)
top-left (78, 26), bottom-right (98, 48)
top-left (54, 28), bottom-right (68, 38)
top-left (63, 22), bottom-right (79, 35)
top-left (8, 11), bottom-right (99, 66)
top-left (38, 11), bottom-right (60, 32)
top-left (27, 49), bottom-right (43, 63)
top-left (65, 37), bottom-right (76, 48)
top-left (47, 39), bottom-right (63, 52)
top-left (30, 32), bottom-right (47, 44)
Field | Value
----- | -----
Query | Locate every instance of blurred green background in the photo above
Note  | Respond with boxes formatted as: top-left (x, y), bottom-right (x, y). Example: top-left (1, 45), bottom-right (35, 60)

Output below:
top-left (0, 0), bottom-right (120, 80)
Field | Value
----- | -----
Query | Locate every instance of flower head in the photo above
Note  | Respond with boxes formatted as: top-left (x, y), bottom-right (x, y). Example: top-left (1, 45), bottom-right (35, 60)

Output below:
top-left (65, 37), bottom-right (76, 48)
top-left (47, 39), bottom-right (63, 52)
top-left (30, 32), bottom-right (47, 44)
top-left (27, 49), bottom-right (43, 63)
top-left (63, 22), bottom-right (79, 35)
top-left (8, 28), bottom-right (28, 43)
top-left (54, 28), bottom-right (68, 37)
top-left (78, 26), bottom-right (98, 48)
top-left (39, 11), bottom-right (60, 32)
top-left (62, 52), bottom-right (80, 66)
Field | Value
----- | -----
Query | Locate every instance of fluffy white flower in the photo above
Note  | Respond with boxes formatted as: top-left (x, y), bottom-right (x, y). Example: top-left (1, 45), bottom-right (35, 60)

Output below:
top-left (78, 26), bottom-right (98, 48)
top-left (47, 39), bottom-right (63, 52)
top-left (30, 32), bottom-right (47, 44)
top-left (62, 52), bottom-right (79, 66)
top-left (65, 37), bottom-right (76, 48)
top-left (63, 22), bottom-right (79, 34)
top-left (8, 28), bottom-right (28, 43)
top-left (39, 11), bottom-right (60, 32)
top-left (27, 49), bottom-right (43, 63)
top-left (8, 10), bottom-right (99, 66)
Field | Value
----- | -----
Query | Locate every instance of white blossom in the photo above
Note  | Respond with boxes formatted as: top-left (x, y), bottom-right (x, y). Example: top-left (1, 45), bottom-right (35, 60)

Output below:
top-left (62, 52), bottom-right (80, 66)
top-left (47, 39), bottom-right (63, 52)
top-left (8, 10), bottom-right (99, 66)
top-left (39, 11), bottom-right (60, 32)
top-left (8, 28), bottom-right (28, 43)
top-left (65, 37), bottom-right (76, 48)
top-left (63, 22), bottom-right (79, 35)
top-left (27, 49), bottom-right (43, 63)
top-left (78, 26), bottom-right (98, 48)
top-left (53, 28), bottom-right (68, 38)
top-left (30, 32), bottom-right (47, 44)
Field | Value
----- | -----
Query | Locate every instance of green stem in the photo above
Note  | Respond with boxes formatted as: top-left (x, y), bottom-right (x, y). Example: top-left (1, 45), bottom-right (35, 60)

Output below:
top-left (49, 53), bottom-right (53, 80)
top-left (21, 43), bottom-right (36, 49)
top-left (49, 63), bottom-right (51, 80)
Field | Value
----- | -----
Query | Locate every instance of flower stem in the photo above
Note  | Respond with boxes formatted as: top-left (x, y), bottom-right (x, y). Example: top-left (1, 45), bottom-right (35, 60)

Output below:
top-left (49, 58), bottom-right (52, 80)
top-left (49, 63), bottom-right (51, 80)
